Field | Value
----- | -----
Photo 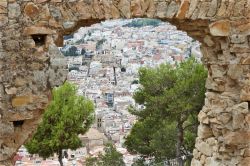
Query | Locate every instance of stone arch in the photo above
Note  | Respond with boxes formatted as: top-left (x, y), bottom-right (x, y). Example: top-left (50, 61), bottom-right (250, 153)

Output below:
top-left (0, 0), bottom-right (249, 165)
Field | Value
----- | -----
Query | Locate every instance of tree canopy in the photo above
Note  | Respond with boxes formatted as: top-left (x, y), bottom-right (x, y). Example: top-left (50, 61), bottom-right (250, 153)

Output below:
top-left (124, 58), bottom-right (207, 165)
top-left (25, 82), bottom-right (95, 166)
top-left (61, 46), bottom-right (79, 56)
top-left (86, 143), bottom-right (125, 166)
top-left (96, 39), bottom-right (107, 50)
top-left (123, 19), bottom-right (161, 28)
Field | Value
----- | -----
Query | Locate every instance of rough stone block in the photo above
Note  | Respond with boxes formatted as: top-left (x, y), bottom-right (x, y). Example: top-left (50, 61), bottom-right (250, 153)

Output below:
top-left (241, 86), bottom-right (250, 101)
top-left (23, 26), bottom-right (54, 36)
top-left (24, 2), bottom-right (40, 19)
top-left (0, 5), bottom-right (7, 14)
top-left (195, 139), bottom-right (213, 156)
top-left (224, 131), bottom-right (250, 145)
top-left (205, 157), bottom-right (223, 166)
top-left (0, 121), bottom-right (14, 137)
top-left (12, 96), bottom-right (34, 107)
top-left (239, 157), bottom-right (250, 166)
top-left (242, 57), bottom-right (250, 65)
top-left (176, 0), bottom-right (190, 19)
top-left (198, 111), bottom-right (209, 124)
top-left (230, 34), bottom-right (246, 44)
top-left (232, 113), bottom-right (245, 129)
top-left (191, 158), bottom-right (202, 166)
top-left (209, 20), bottom-right (230, 36)
top-left (227, 64), bottom-right (243, 80)
top-left (198, 124), bottom-right (213, 139)
top-left (0, 14), bottom-right (7, 27)
top-left (8, 3), bottom-right (21, 18)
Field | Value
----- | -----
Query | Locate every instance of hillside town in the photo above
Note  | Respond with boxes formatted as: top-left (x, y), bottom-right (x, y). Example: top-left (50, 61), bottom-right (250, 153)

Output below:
top-left (15, 19), bottom-right (201, 166)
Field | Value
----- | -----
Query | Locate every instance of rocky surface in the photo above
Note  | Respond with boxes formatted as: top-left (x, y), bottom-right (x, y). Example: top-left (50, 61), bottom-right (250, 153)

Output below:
top-left (0, 0), bottom-right (249, 165)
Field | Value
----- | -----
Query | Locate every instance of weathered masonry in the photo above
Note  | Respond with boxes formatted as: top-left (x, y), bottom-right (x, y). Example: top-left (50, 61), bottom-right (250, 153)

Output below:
top-left (0, 0), bottom-right (249, 165)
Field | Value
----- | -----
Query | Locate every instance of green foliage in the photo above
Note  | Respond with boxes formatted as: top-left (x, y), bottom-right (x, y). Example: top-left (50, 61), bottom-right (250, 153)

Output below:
top-left (63, 34), bottom-right (73, 40)
top-left (81, 48), bottom-right (86, 55)
top-left (75, 35), bottom-right (86, 44)
top-left (69, 66), bottom-right (80, 72)
top-left (125, 57), bottom-right (207, 164)
top-left (125, 117), bottom-right (158, 156)
top-left (132, 157), bottom-right (167, 166)
top-left (131, 80), bottom-right (139, 84)
top-left (96, 39), bottom-right (106, 50)
top-left (123, 19), bottom-right (161, 28)
top-left (86, 143), bottom-right (125, 166)
top-left (132, 158), bottom-right (147, 166)
top-left (86, 157), bottom-right (99, 166)
top-left (62, 46), bottom-right (79, 56)
top-left (125, 118), bottom-right (177, 161)
top-left (25, 82), bottom-right (95, 160)
top-left (75, 31), bottom-right (91, 44)
top-left (183, 115), bottom-right (198, 152)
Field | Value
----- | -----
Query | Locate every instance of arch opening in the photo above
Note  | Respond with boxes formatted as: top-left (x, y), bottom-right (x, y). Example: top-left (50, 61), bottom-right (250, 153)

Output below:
top-left (18, 18), bottom-right (203, 165)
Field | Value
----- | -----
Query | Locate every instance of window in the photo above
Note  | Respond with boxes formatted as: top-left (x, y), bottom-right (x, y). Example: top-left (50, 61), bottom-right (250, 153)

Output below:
top-left (31, 34), bottom-right (47, 46)
top-left (13, 120), bottom-right (24, 128)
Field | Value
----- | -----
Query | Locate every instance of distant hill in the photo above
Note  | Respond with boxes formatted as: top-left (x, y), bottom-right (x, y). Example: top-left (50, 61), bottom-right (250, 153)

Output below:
top-left (123, 19), bottom-right (161, 28)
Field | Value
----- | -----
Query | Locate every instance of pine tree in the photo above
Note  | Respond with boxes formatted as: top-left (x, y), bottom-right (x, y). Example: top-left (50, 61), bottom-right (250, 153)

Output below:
top-left (125, 57), bottom-right (207, 165)
top-left (25, 82), bottom-right (95, 166)
top-left (86, 143), bottom-right (125, 166)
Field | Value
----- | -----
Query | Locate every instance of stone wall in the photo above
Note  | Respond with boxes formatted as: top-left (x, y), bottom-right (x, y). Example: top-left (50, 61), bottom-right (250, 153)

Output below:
top-left (0, 0), bottom-right (249, 165)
